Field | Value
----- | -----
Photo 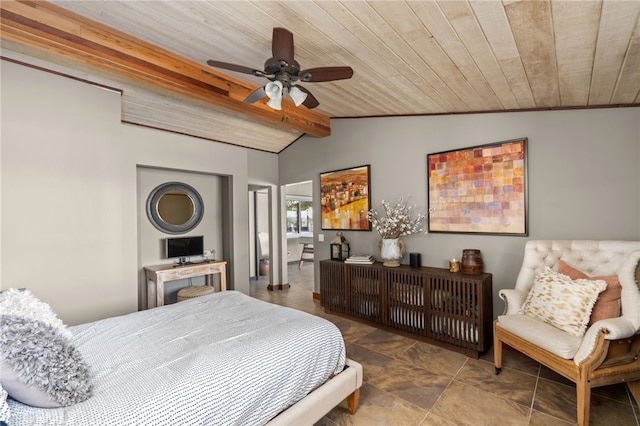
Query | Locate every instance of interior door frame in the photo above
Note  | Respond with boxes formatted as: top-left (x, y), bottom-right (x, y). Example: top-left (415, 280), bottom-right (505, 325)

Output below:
top-left (248, 185), bottom-right (272, 285)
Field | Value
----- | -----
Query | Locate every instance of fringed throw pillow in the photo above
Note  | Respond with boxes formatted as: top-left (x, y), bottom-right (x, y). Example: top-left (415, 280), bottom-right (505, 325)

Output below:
top-left (0, 289), bottom-right (93, 408)
top-left (0, 315), bottom-right (93, 407)
top-left (0, 288), bottom-right (71, 339)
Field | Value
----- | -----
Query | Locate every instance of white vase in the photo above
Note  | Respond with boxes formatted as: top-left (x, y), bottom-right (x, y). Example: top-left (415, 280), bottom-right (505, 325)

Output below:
top-left (379, 238), bottom-right (404, 267)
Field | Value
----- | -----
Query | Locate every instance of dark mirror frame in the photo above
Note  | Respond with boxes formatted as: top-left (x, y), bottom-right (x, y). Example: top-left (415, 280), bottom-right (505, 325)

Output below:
top-left (146, 182), bottom-right (204, 234)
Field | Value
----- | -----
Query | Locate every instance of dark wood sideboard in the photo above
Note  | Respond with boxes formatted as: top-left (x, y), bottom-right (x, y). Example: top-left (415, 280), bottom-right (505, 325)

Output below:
top-left (320, 260), bottom-right (493, 357)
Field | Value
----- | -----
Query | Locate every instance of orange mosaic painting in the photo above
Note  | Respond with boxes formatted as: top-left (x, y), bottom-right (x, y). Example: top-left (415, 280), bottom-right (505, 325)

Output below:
top-left (427, 138), bottom-right (528, 235)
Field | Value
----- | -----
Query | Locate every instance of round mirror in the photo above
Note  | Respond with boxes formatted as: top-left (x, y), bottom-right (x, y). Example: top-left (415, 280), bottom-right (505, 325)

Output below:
top-left (146, 182), bottom-right (204, 234)
top-left (157, 190), bottom-right (194, 226)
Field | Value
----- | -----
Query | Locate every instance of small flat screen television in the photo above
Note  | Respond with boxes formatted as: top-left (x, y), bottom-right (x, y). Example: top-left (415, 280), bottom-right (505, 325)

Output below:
top-left (165, 236), bottom-right (204, 261)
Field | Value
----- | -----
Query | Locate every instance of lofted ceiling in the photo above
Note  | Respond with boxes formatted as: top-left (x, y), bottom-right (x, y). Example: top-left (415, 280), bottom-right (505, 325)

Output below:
top-left (2, 0), bottom-right (639, 153)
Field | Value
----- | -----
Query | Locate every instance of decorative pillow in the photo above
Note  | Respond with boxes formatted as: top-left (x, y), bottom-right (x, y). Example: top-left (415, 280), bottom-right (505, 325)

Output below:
top-left (0, 315), bottom-right (93, 407)
top-left (558, 260), bottom-right (622, 325)
top-left (519, 268), bottom-right (606, 337)
top-left (0, 288), bottom-right (71, 339)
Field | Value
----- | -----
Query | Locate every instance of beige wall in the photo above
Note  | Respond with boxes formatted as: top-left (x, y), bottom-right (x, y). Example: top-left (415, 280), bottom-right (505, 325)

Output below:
top-left (1, 60), bottom-right (274, 324)
top-left (280, 108), bottom-right (640, 315)
top-left (3, 57), bottom-right (639, 325)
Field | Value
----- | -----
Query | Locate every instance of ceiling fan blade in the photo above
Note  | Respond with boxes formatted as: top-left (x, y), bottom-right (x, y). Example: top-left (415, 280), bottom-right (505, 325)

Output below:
top-left (243, 86), bottom-right (267, 104)
top-left (294, 85), bottom-right (320, 109)
top-left (272, 27), bottom-right (295, 64)
top-left (206, 59), bottom-right (263, 76)
top-left (298, 66), bottom-right (354, 82)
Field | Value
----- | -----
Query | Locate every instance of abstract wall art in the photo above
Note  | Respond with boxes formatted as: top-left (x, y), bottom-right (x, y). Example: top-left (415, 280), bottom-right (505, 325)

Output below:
top-left (427, 138), bottom-right (528, 235)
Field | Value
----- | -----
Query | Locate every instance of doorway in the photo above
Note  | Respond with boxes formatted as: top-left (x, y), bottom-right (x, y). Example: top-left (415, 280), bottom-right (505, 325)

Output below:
top-left (248, 186), bottom-right (271, 292)
top-left (285, 180), bottom-right (313, 272)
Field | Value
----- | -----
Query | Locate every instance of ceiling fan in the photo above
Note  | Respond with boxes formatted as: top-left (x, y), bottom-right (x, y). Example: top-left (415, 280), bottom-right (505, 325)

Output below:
top-left (206, 28), bottom-right (353, 110)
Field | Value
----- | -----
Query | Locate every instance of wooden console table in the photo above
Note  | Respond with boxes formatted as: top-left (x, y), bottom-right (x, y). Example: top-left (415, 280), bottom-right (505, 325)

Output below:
top-left (144, 261), bottom-right (227, 309)
top-left (320, 260), bottom-right (493, 357)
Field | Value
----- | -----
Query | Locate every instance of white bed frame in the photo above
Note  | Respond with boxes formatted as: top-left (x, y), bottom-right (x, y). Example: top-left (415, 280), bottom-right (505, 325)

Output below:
top-left (267, 358), bottom-right (363, 425)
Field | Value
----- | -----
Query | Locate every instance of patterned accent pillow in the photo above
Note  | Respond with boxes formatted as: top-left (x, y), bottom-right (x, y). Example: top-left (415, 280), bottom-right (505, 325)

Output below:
top-left (0, 315), bottom-right (93, 407)
top-left (558, 260), bottom-right (622, 325)
top-left (519, 268), bottom-right (607, 337)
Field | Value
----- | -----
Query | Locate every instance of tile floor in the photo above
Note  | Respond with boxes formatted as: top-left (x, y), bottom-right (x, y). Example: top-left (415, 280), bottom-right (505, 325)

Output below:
top-left (250, 264), bottom-right (639, 426)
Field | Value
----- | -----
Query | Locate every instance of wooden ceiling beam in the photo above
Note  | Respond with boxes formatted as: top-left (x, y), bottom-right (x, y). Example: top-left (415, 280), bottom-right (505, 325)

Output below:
top-left (0, 0), bottom-right (331, 137)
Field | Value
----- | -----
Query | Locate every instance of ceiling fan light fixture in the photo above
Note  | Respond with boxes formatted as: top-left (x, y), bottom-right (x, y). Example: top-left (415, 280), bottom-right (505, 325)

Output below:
top-left (207, 27), bottom-right (354, 110)
top-left (265, 81), bottom-right (283, 110)
top-left (289, 86), bottom-right (308, 107)
top-left (267, 97), bottom-right (282, 110)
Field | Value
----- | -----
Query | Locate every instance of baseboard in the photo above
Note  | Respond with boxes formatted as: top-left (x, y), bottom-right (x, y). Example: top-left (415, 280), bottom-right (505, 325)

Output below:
top-left (312, 292), bottom-right (321, 300)
top-left (267, 283), bottom-right (291, 291)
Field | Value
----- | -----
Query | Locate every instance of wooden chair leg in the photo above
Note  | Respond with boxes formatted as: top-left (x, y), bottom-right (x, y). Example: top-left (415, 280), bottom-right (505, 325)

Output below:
top-left (493, 321), bottom-right (503, 374)
top-left (298, 243), bottom-right (307, 269)
top-left (298, 243), bottom-right (313, 269)
top-left (628, 379), bottom-right (640, 406)
top-left (347, 388), bottom-right (360, 414)
top-left (576, 378), bottom-right (591, 426)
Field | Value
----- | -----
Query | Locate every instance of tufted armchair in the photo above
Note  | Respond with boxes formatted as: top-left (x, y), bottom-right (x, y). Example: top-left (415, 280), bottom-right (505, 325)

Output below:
top-left (493, 240), bottom-right (640, 426)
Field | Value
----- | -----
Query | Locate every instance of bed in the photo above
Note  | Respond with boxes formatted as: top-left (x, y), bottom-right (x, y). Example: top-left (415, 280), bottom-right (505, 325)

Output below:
top-left (1, 290), bottom-right (363, 426)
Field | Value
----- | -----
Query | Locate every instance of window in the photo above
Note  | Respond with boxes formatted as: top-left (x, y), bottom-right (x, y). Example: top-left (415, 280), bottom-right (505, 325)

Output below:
top-left (286, 198), bottom-right (313, 233)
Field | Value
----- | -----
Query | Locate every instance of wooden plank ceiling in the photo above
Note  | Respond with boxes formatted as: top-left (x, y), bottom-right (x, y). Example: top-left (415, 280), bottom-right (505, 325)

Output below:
top-left (2, 0), bottom-right (639, 153)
